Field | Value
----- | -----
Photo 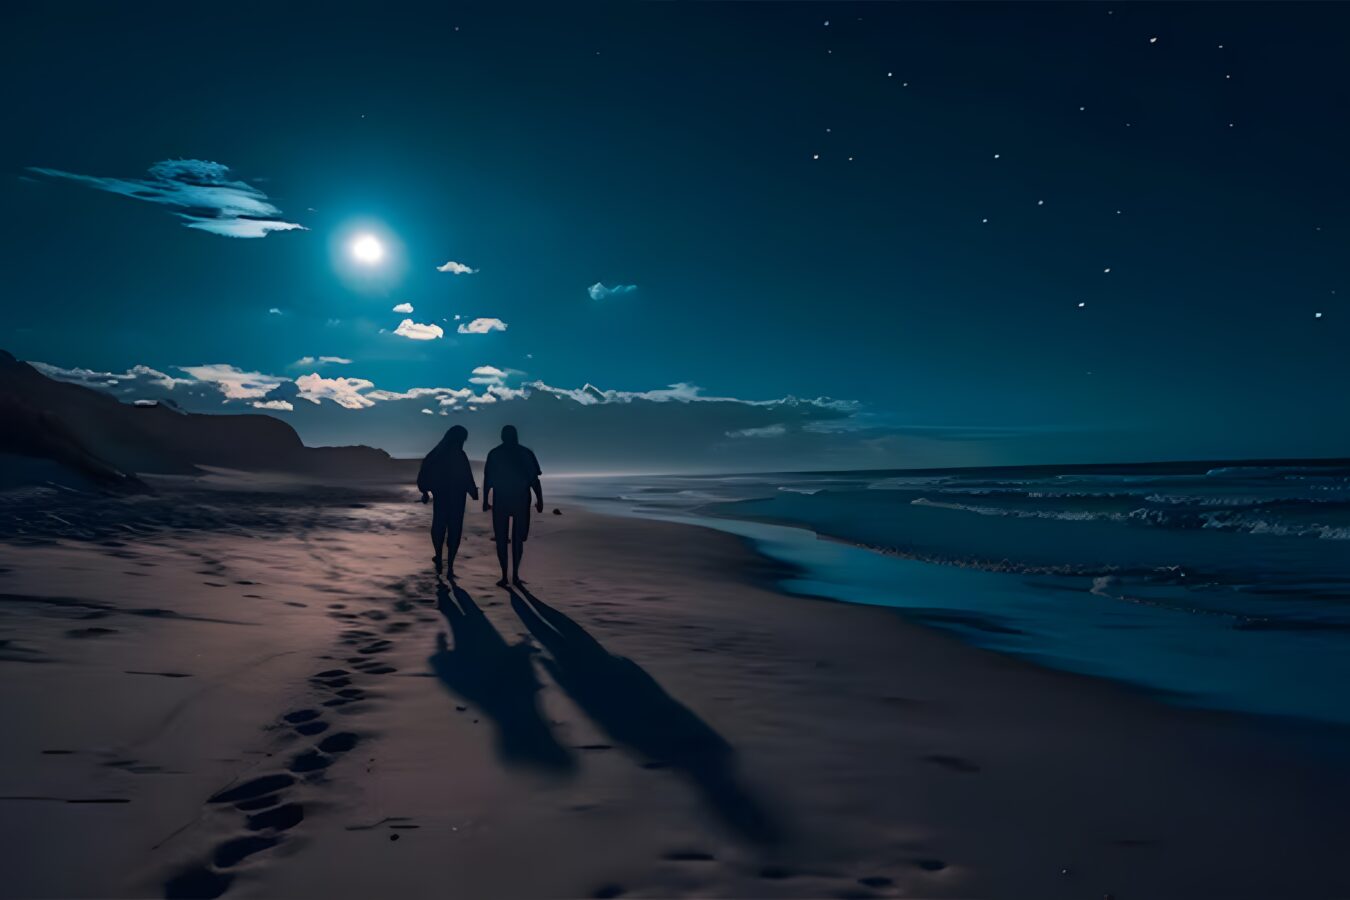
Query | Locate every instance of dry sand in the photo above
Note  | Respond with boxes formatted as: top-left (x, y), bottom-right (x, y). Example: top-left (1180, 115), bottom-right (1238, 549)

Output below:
top-left (1, 478), bottom-right (1348, 899)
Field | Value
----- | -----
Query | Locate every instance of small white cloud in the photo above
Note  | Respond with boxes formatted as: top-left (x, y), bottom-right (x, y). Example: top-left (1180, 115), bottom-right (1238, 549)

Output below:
top-left (421, 408), bottom-right (435, 415)
top-left (588, 282), bottom-right (637, 300)
top-left (392, 302), bottom-right (414, 314)
top-left (727, 423), bottom-right (788, 438)
top-left (290, 355), bottom-right (352, 369)
top-left (457, 317), bottom-right (507, 334)
top-left (394, 319), bottom-right (445, 341)
top-left (268, 307), bottom-right (282, 315)
top-left (436, 260), bottom-right (477, 274)
top-left (252, 399), bottom-right (295, 411)
top-left (179, 364), bottom-right (286, 400)
top-left (295, 373), bottom-right (378, 409)
top-left (470, 364), bottom-right (509, 385)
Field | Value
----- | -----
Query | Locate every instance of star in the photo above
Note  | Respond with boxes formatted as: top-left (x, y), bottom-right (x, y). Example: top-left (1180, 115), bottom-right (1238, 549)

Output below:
top-left (887, 71), bottom-right (893, 77)
top-left (981, 217), bottom-right (989, 223)
top-left (812, 153), bottom-right (820, 160)
top-left (1037, 200), bottom-right (1045, 206)
top-left (993, 153), bottom-right (1001, 159)
top-left (1315, 312), bottom-right (1324, 318)
top-left (1103, 267), bottom-right (1111, 273)
top-left (1149, 36), bottom-right (1158, 44)
top-left (1078, 302), bottom-right (1087, 308)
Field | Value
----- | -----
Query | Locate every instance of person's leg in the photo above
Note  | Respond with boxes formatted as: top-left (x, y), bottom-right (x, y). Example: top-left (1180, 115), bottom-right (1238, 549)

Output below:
top-left (511, 534), bottom-right (525, 583)
top-left (492, 505), bottom-right (510, 585)
top-left (444, 497), bottom-right (465, 575)
top-left (511, 505), bottom-right (530, 584)
top-left (495, 538), bottom-right (509, 585)
top-left (430, 497), bottom-right (447, 572)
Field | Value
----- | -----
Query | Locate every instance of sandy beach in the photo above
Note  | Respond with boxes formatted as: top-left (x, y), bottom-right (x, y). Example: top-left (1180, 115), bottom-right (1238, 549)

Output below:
top-left (2, 478), bottom-right (1348, 900)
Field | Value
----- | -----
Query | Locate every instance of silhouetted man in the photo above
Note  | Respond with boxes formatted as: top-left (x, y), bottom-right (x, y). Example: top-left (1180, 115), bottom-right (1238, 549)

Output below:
top-left (482, 425), bottom-right (543, 587)
top-left (418, 425), bottom-right (478, 578)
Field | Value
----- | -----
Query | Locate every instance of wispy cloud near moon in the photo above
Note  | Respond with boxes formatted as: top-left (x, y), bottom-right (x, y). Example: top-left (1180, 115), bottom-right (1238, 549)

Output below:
top-left (27, 159), bottom-right (306, 238)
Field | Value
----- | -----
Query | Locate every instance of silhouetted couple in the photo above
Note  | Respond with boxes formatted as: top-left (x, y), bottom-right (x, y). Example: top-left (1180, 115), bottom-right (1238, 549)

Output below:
top-left (417, 424), bottom-right (543, 587)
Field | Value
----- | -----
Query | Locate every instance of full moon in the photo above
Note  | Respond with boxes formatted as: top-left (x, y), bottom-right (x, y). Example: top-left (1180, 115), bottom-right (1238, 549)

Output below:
top-left (351, 234), bottom-right (384, 265)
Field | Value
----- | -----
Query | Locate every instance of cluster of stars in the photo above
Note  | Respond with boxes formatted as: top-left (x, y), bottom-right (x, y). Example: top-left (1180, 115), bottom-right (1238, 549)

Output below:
top-left (800, 11), bottom-right (1337, 327)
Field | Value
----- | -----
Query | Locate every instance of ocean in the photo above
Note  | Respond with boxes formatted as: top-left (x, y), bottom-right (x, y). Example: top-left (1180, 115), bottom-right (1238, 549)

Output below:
top-left (557, 460), bottom-right (1350, 726)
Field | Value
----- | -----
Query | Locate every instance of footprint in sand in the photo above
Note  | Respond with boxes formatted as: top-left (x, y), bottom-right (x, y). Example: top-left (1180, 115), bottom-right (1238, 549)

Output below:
top-left (213, 834), bottom-right (278, 867)
top-left (234, 795), bottom-right (280, 811)
top-left (163, 865), bottom-right (232, 900)
top-left (922, 754), bottom-right (980, 773)
top-left (318, 732), bottom-right (359, 753)
top-left (208, 773), bottom-right (295, 804)
top-left (246, 802), bottom-right (304, 831)
top-left (66, 627), bottom-right (118, 639)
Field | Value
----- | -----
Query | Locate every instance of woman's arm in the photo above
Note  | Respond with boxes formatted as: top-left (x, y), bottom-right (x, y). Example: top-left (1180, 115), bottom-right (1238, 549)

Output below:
top-left (460, 451), bottom-right (479, 500)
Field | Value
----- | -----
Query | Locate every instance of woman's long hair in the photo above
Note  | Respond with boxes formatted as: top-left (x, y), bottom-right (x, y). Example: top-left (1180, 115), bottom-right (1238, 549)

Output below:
top-left (437, 424), bottom-right (468, 449)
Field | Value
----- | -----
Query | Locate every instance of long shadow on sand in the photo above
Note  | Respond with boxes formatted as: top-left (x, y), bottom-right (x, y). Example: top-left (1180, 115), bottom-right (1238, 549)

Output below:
top-left (430, 583), bottom-right (575, 773)
top-left (509, 587), bottom-right (782, 846)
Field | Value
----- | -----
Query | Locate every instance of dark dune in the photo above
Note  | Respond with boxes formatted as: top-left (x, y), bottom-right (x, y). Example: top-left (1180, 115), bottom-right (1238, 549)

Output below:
top-left (0, 349), bottom-right (414, 487)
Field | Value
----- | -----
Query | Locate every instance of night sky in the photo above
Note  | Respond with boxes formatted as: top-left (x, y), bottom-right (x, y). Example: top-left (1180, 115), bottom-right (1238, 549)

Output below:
top-left (3, 2), bottom-right (1348, 470)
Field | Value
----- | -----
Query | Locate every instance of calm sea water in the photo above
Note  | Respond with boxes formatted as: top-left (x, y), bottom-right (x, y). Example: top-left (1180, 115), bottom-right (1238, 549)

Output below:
top-left (556, 460), bottom-right (1350, 725)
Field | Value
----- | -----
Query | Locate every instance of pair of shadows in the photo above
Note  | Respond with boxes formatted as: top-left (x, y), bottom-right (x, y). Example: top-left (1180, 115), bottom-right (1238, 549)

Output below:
top-left (428, 582), bottom-right (780, 846)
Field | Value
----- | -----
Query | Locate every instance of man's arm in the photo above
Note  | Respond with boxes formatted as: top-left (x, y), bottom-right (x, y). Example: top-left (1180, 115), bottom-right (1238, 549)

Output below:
top-left (530, 450), bottom-right (543, 513)
top-left (482, 451), bottom-right (493, 510)
top-left (460, 451), bottom-right (479, 500)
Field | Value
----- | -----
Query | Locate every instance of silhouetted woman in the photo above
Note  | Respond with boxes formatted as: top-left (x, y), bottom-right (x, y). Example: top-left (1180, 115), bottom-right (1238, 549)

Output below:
top-left (417, 425), bottom-right (478, 577)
